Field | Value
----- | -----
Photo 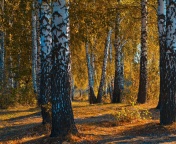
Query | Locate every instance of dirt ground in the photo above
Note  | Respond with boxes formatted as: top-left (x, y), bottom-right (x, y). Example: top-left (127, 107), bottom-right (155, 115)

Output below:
top-left (0, 102), bottom-right (176, 144)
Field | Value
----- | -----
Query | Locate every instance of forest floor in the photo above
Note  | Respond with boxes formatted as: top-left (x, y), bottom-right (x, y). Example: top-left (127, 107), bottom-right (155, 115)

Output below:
top-left (0, 101), bottom-right (176, 144)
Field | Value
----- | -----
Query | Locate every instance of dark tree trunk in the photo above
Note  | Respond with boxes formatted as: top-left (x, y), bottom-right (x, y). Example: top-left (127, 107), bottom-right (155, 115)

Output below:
top-left (156, 0), bottom-right (166, 109)
top-left (160, 0), bottom-right (176, 125)
top-left (50, 1), bottom-right (78, 137)
top-left (137, 0), bottom-right (148, 104)
top-left (0, 31), bottom-right (5, 87)
top-left (41, 105), bottom-right (51, 124)
top-left (37, 1), bottom-right (52, 124)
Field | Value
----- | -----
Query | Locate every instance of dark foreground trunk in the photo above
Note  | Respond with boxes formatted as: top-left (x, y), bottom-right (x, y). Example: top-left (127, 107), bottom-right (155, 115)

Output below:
top-left (137, 0), bottom-right (148, 104)
top-left (41, 105), bottom-right (51, 124)
top-left (50, 1), bottom-right (78, 137)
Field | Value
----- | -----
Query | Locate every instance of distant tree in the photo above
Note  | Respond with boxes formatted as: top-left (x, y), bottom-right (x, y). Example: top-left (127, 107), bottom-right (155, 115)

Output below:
top-left (85, 41), bottom-right (97, 104)
top-left (0, 0), bottom-right (4, 87)
top-left (50, 1), bottom-right (78, 137)
top-left (156, 0), bottom-right (166, 109)
top-left (112, 4), bottom-right (126, 103)
top-left (0, 31), bottom-right (4, 87)
top-left (137, 0), bottom-right (148, 104)
top-left (32, 2), bottom-right (38, 93)
top-left (97, 28), bottom-right (112, 103)
top-left (160, 0), bottom-right (176, 125)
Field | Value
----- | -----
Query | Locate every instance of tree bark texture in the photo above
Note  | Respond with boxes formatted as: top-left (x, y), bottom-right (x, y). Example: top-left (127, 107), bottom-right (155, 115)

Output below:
top-left (39, 1), bottom-right (52, 105)
top-left (36, 1), bottom-right (41, 103)
top-left (160, 0), bottom-right (176, 125)
top-left (97, 28), bottom-right (112, 103)
top-left (156, 0), bottom-right (166, 109)
top-left (50, 1), bottom-right (78, 137)
top-left (137, 0), bottom-right (148, 104)
top-left (112, 5), bottom-right (125, 103)
top-left (112, 38), bottom-right (124, 103)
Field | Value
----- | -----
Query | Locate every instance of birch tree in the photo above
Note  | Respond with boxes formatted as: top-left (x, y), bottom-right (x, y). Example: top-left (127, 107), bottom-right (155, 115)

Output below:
top-left (50, 1), bottom-right (78, 137)
top-left (97, 28), bottom-right (112, 103)
top-left (156, 0), bottom-right (166, 109)
top-left (0, 31), bottom-right (4, 87)
top-left (39, 1), bottom-right (52, 124)
top-left (0, 0), bottom-right (4, 87)
top-left (160, 0), bottom-right (176, 125)
top-left (137, 0), bottom-right (148, 104)
top-left (112, 5), bottom-right (126, 103)
top-left (85, 41), bottom-right (97, 104)
top-left (32, 2), bottom-right (38, 93)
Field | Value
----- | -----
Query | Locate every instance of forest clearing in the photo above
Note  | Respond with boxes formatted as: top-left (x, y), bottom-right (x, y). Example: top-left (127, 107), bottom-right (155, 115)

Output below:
top-left (1, 101), bottom-right (176, 144)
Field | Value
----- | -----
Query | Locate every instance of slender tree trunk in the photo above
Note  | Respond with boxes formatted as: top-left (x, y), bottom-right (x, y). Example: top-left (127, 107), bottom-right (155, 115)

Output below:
top-left (32, 2), bottom-right (38, 93)
top-left (112, 5), bottom-right (125, 103)
top-left (160, 0), bottom-right (176, 125)
top-left (97, 28), bottom-right (112, 103)
top-left (85, 41), bottom-right (97, 104)
top-left (36, 1), bottom-right (41, 103)
top-left (137, 0), bottom-right (148, 104)
top-left (112, 38), bottom-right (125, 103)
top-left (156, 0), bottom-right (166, 109)
top-left (50, 1), bottom-right (78, 137)
top-left (0, 31), bottom-right (5, 87)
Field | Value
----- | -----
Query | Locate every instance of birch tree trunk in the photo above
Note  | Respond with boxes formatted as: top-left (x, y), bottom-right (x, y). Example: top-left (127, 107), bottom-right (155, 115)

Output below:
top-left (112, 5), bottom-right (125, 103)
top-left (137, 0), bottom-right (148, 104)
top-left (39, 1), bottom-right (52, 124)
top-left (32, 2), bottom-right (38, 93)
top-left (39, 1), bottom-right (52, 105)
top-left (50, 1), bottom-right (78, 137)
top-left (85, 41), bottom-right (97, 104)
top-left (160, 0), bottom-right (176, 125)
top-left (112, 38), bottom-right (125, 103)
top-left (97, 28), bottom-right (112, 103)
top-left (0, 31), bottom-right (4, 87)
top-left (36, 1), bottom-right (41, 102)
top-left (156, 0), bottom-right (166, 109)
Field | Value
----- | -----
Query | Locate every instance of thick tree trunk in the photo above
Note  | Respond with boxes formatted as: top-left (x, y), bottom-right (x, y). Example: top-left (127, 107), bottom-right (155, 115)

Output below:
top-left (39, 1), bottom-right (52, 105)
top-left (50, 1), bottom-right (78, 137)
top-left (156, 0), bottom-right (166, 109)
top-left (160, 0), bottom-right (176, 125)
top-left (32, 2), bottom-right (38, 93)
top-left (137, 0), bottom-right (148, 104)
top-left (97, 28), bottom-right (112, 103)
top-left (85, 41), bottom-right (97, 104)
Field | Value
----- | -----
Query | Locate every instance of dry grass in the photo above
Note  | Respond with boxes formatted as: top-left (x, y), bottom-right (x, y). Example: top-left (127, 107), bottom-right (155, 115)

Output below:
top-left (0, 101), bottom-right (176, 144)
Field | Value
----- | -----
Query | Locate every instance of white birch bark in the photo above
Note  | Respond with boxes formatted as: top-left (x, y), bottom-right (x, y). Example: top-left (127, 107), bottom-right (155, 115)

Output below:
top-left (97, 28), bottom-right (112, 103)
top-left (39, 1), bottom-right (52, 104)
top-left (50, 1), bottom-right (77, 137)
top-left (137, 0), bottom-right (148, 104)
top-left (85, 41), bottom-right (96, 104)
top-left (156, 0), bottom-right (166, 109)
top-left (160, 0), bottom-right (176, 125)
